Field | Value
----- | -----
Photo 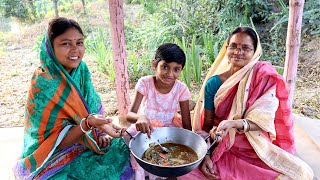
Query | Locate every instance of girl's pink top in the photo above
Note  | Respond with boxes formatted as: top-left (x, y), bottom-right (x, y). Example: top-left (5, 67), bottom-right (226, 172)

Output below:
top-left (136, 75), bottom-right (191, 126)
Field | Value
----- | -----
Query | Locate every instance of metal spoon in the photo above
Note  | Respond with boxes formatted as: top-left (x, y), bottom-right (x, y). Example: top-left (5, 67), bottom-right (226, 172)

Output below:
top-left (150, 135), bottom-right (170, 153)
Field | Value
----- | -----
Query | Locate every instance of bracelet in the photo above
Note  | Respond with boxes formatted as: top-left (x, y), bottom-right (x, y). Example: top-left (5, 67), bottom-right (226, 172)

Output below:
top-left (243, 119), bottom-right (249, 132)
top-left (80, 118), bottom-right (92, 133)
top-left (86, 114), bottom-right (94, 129)
top-left (237, 119), bottom-right (249, 133)
top-left (246, 119), bottom-right (251, 131)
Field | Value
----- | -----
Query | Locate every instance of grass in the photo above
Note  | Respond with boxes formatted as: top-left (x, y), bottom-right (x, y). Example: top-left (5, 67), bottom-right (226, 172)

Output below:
top-left (0, 47), bottom-right (5, 58)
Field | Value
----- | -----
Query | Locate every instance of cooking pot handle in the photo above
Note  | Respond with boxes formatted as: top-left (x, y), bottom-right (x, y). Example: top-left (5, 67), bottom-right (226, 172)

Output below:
top-left (119, 129), bottom-right (135, 149)
top-left (125, 130), bottom-right (134, 139)
top-left (204, 134), bottom-right (219, 153)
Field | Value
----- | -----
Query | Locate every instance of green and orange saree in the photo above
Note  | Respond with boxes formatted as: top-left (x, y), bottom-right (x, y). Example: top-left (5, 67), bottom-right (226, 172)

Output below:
top-left (13, 36), bottom-right (133, 179)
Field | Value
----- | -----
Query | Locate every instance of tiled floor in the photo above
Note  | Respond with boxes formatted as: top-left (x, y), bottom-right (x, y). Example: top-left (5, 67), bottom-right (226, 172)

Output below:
top-left (1, 115), bottom-right (319, 179)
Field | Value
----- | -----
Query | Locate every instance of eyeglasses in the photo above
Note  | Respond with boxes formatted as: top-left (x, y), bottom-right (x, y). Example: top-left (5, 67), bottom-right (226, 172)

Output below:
top-left (227, 44), bottom-right (254, 53)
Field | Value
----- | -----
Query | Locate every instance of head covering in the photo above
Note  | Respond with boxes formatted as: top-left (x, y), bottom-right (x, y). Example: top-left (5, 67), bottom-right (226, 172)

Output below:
top-left (191, 27), bottom-right (313, 178)
top-left (192, 27), bottom-right (262, 130)
top-left (15, 35), bottom-right (105, 178)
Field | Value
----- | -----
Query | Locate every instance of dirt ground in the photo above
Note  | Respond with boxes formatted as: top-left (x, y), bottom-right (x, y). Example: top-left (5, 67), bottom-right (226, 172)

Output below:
top-left (293, 37), bottom-right (320, 119)
top-left (0, 24), bottom-right (319, 128)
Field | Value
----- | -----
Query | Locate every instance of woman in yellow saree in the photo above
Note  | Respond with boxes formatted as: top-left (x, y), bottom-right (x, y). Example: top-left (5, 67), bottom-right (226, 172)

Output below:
top-left (13, 17), bottom-right (133, 179)
top-left (180, 27), bottom-right (313, 179)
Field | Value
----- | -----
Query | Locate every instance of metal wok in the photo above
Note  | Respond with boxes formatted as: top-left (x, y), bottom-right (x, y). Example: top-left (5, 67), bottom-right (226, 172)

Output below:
top-left (129, 127), bottom-right (214, 177)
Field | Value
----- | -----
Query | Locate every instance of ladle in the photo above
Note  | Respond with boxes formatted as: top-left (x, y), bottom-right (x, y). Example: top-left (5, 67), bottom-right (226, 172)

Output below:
top-left (150, 135), bottom-right (170, 153)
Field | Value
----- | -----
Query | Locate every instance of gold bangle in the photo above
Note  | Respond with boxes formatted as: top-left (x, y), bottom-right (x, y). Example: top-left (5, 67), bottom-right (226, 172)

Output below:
top-left (80, 118), bottom-right (91, 133)
top-left (243, 119), bottom-right (250, 132)
top-left (246, 119), bottom-right (251, 132)
top-left (85, 114), bottom-right (94, 129)
top-left (236, 119), bottom-right (248, 133)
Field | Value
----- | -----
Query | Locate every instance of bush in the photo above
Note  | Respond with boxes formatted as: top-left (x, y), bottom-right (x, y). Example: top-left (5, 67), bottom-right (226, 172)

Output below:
top-left (0, 0), bottom-right (35, 22)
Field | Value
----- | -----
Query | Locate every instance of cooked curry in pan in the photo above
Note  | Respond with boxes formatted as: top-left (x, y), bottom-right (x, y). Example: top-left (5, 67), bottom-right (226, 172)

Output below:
top-left (142, 143), bottom-right (198, 166)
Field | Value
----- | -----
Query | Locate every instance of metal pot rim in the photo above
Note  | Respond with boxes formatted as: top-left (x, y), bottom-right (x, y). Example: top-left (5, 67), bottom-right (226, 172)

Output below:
top-left (129, 127), bottom-right (208, 168)
top-left (130, 147), bottom-right (206, 168)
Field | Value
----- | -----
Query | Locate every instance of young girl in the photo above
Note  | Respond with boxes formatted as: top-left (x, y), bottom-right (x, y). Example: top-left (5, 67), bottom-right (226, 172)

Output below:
top-left (126, 43), bottom-right (192, 179)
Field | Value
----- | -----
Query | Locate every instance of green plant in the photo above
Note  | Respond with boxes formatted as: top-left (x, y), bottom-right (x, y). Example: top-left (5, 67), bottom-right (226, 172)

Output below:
top-left (0, 16), bottom-right (11, 31)
top-left (263, 0), bottom-right (320, 66)
top-left (301, 0), bottom-right (320, 36)
top-left (128, 51), bottom-right (138, 79)
top-left (127, 50), bottom-right (143, 81)
top-left (59, 1), bottom-right (73, 13)
top-left (274, 66), bottom-right (284, 76)
top-left (86, 29), bottom-right (115, 83)
top-left (125, 0), bottom-right (137, 4)
top-left (160, 0), bottom-right (217, 42)
top-left (258, 0), bottom-right (288, 66)
top-left (190, 35), bottom-right (202, 84)
top-left (124, 0), bottom-right (274, 86)
top-left (32, 34), bottom-right (43, 54)
top-left (0, 0), bottom-right (36, 22)
top-left (0, 46), bottom-right (5, 57)
top-left (175, 36), bottom-right (191, 87)
top-left (122, 0), bottom-right (319, 89)
top-left (140, 0), bottom-right (158, 14)
top-left (269, 0), bottom-right (289, 32)
top-left (127, 50), bottom-right (154, 82)
top-left (202, 34), bottom-right (216, 63)
top-left (174, 35), bottom-right (204, 87)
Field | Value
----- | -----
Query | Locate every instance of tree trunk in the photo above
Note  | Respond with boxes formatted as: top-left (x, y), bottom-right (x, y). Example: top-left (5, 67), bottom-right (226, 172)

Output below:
top-left (283, 0), bottom-right (304, 107)
top-left (52, 0), bottom-right (59, 17)
top-left (109, 0), bottom-right (130, 120)
top-left (81, 0), bottom-right (86, 14)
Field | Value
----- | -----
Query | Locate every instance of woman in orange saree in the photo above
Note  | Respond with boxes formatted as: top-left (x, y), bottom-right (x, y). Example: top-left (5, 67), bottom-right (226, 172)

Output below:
top-left (179, 27), bottom-right (313, 179)
top-left (13, 17), bottom-right (133, 179)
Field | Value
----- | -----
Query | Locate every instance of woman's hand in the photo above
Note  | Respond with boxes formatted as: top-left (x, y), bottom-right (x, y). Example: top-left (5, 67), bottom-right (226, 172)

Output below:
top-left (97, 135), bottom-right (111, 149)
top-left (200, 155), bottom-right (216, 179)
top-left (87, 114), bottom-right (122, 138)
top-left (215, 120), bottom-right (234, 139)
top-left (213, 120), bottom-right (243, 140)
top-left (135, 115), bottom-right (153, 138)
top-left (209, 126), bottom-right (223, 143)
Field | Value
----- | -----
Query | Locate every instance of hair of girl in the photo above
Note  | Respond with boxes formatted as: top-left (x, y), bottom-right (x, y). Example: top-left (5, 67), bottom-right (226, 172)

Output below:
top-left (154, 43), bottom-right (186, 68)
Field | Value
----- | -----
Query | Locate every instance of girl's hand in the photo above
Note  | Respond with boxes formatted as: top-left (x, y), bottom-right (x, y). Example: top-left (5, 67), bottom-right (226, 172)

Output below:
top-left (98, 135), bottom-right (111, 149)
top-left (200, 155), bottom-right (216, 179)
top-left (136, 115), bottom-right (153, 138)
top-left (87, 114), bottom-right (122, 138)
